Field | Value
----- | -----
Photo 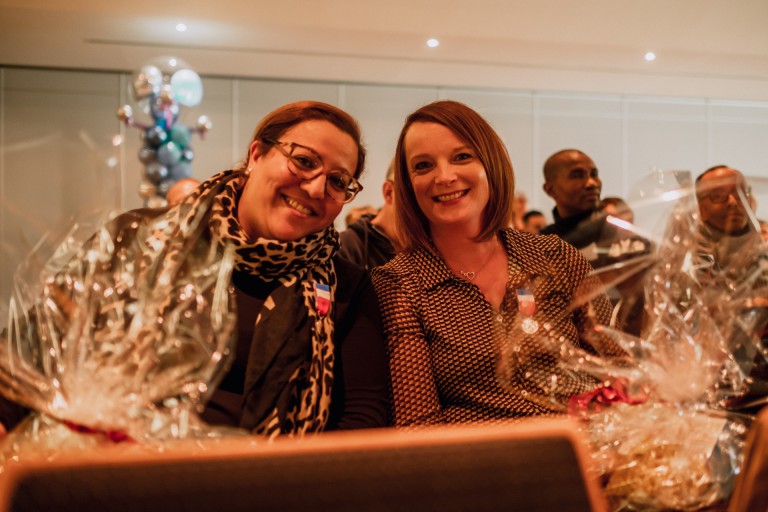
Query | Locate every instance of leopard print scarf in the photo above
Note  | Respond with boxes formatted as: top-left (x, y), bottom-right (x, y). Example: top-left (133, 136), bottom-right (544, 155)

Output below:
top-left (175, 169), bottom-right (338, 438)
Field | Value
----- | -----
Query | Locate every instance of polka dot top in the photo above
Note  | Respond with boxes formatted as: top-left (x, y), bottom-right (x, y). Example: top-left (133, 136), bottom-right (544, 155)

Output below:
top-left (371, 228), bottom-right (619, 427)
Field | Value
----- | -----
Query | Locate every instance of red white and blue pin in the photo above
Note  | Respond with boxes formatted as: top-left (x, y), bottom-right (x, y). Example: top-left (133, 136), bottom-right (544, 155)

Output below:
top-left (314, 283), bottom-right (331, 317)
top-left (516, 289), bottom-right (539, 334)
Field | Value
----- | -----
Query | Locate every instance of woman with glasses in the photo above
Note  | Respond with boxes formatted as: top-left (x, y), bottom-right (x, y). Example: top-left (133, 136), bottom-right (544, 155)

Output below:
top-left (0, 101), bottom-right (389, 439)
top-left (201, 101), bottom-right (388, 435)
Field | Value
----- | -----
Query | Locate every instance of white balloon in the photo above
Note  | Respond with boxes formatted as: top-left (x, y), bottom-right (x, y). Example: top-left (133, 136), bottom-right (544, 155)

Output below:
top-left (171, 68), bottom-right (203, 107)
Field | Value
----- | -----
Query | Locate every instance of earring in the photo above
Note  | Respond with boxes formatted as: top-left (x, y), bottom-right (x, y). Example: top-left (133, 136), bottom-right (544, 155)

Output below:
top-left (245, 167), bottom-right (252, 176)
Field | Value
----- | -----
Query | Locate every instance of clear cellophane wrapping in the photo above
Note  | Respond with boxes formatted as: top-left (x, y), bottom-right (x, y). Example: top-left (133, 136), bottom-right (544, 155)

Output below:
top-left (0, 198), bottom-right (247, 470)
top-left (497, 170), bottom-right (766, 510)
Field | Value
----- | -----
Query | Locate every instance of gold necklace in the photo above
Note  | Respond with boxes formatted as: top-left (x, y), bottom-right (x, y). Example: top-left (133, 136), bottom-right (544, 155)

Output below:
top-left (454, 242), bottom-right (498, 281)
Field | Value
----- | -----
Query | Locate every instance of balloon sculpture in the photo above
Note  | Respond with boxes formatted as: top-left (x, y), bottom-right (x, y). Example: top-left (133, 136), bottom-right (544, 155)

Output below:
top-left (116, 56), bottom-right (211, 207)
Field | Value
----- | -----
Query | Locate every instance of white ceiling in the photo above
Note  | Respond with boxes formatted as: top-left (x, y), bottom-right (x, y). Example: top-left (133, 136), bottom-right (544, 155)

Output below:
top-left (2, 0), bottom-right (768, 101)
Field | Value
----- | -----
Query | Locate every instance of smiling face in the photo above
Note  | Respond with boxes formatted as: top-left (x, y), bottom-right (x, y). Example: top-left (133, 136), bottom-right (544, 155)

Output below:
top-left (403, 122), bottom-right (490, 238)
top-left (237, 119), bottom-right (358, 241)
top-left (543, 150), bottom-right (602, 218)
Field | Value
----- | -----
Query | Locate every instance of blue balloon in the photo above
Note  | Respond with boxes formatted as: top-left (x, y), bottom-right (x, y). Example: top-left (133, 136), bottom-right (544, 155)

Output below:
top-left (157, 141), bottom-right (183, 166)
top-left (171, 68), bottom-right (203, 107)
top-left (144, 162), bottom-right (169, 184)
top-left (169, 125), bottom-right (192, 147)
top-left (169, 161), bottom-right (192, 180)
top-left (182, 147), bottom-right (195, 162)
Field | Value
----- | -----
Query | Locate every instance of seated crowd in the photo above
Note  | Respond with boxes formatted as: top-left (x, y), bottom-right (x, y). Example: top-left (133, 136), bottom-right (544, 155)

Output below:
top-left (0, 99), bottom-right (766, 439)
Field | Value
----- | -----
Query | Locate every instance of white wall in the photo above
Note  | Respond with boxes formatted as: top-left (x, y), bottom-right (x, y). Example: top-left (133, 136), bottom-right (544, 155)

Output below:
top-left (2, 66), bottom-right (768, 318)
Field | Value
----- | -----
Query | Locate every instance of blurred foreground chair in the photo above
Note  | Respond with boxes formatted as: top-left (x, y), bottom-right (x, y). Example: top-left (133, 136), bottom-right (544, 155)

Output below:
top-left (0, 418), bottom-right (606, 512)
top-left (729, 407), bottom-right (768, 512)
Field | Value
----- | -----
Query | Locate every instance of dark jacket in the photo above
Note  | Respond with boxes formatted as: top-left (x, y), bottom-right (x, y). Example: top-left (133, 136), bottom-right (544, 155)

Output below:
top-left (339, 214), bottom-right (397, 272)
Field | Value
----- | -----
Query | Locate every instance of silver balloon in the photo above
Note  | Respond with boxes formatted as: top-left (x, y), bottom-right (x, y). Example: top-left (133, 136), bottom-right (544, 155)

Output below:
top-left (144, 162), bottom-right (169, 184)
top-left (138, 146), bottom-right (157, 165)
top-left (156, 179), bottom-right (174, 197)
top-left (143, 126), bottom-right (167, 147)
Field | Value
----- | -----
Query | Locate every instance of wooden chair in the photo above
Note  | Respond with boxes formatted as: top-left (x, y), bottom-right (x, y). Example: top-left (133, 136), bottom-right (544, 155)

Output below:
top-left (0, 417), bottom-right (606, 512)
top-left (728, 407), bottom-right (768, 512)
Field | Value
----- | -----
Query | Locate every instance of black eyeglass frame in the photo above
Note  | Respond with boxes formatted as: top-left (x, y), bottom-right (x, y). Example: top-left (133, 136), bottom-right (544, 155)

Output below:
top-left (700, 186), bottom-right (752, 205)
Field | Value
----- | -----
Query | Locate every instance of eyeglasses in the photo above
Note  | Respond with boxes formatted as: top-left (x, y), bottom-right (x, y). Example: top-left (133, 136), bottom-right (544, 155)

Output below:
top-left (702, 186), bottom-right (751, 204)
top-left (263, 139), bottom-right (363, 204)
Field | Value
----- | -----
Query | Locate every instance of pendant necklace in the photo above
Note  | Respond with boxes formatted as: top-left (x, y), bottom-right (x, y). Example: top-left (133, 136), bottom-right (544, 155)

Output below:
top-left (456, 243), bottom-right (497, 281)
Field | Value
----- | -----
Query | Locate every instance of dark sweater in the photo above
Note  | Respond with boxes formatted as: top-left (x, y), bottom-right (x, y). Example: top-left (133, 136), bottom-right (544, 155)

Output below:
top-left (339, 214), bottom-right (397, 272)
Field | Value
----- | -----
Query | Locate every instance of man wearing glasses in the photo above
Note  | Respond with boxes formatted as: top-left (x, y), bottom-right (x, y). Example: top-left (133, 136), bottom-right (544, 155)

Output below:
top-left (696, 165), bottom-right (753, 230)
top-left (696, 165), bottom-right (768, 414)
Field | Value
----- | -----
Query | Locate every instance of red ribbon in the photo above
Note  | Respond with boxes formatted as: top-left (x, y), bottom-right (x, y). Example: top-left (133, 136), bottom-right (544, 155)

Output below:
top-left (62, 420), bottom-right (135, 444)
top-left (568, 378), bottom-right (647, 417)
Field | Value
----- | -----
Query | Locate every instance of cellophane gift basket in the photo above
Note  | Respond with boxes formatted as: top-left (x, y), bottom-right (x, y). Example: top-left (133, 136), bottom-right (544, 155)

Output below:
top-left (498, 170), bottom-right (767, 511)
top-left (0, 197), bottom-right (242, 470)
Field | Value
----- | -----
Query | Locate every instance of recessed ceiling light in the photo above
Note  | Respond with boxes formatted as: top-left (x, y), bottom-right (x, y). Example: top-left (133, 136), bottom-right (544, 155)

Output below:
top-left (176, 23), bottom-right (188, 33)
top-left (644, 51), bottom-right (656, 62)
top-left (426, 38), bottom-right (440, 48)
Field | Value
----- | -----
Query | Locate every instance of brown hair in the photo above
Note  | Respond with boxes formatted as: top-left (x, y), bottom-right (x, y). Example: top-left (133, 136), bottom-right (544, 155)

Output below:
top-left (393, 100), bottom-right (515, 251)
top-left (241, 101), bottom-right (366, 178)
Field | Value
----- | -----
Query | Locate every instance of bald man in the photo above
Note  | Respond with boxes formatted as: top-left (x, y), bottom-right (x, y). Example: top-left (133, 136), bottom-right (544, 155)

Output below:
top-left (541, 149), bottom-right (649, 269)
top-left (540, 149), bottom-right (651, 335)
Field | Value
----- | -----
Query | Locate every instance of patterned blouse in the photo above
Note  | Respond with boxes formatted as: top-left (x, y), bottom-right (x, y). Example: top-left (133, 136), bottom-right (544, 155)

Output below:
top-left (371, 228), bottom-right (619, 427)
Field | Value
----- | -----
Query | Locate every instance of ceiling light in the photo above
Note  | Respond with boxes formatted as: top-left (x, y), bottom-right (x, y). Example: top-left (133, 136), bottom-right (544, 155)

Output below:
top-left (176, 23), bottom-right (188, 33)
top-left (426, 38), bottom-right (440, 48)
top-left (644, 51), bottom-right (656, 62)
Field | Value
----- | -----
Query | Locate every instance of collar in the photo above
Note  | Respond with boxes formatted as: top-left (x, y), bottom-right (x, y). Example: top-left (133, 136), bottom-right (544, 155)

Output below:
top-left (550, 207), bottom-right (598, 230)
top-left (414, 229), bottom-right (553, 292)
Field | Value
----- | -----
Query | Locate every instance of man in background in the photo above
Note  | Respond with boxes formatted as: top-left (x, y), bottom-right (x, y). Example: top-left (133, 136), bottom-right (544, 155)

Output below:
top-left (541, 148), bottom-right (648, 268)
top-left (541, 149), bottom-right (651, 335)
top-left (695, 165), bottom-right (768, 414)
top-left (521, 210), bottom-right (547, 234)
top-left (510, 192), bottom-right (528, 231)
top-left (339, 159), bottom-right (400, 271)
top-left (344, 205), bottom-right (378, 228)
